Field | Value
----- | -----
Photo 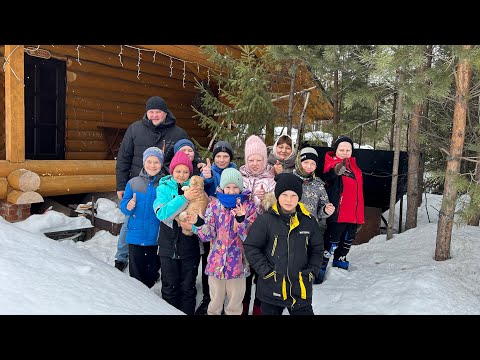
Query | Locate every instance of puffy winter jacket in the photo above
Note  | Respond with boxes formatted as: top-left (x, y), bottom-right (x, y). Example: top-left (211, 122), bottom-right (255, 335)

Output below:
top-left (119, 169), bottom-right (160, 246)
top-left (244, 202), bottom-right (323, 309)
top-left (116, 112), bottom-right (190, 191)
top-left (323, 151), bottom-right (364, 224)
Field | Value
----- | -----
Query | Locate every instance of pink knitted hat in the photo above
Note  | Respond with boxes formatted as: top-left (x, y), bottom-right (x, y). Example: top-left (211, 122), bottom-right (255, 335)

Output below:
top-left (245, 135), bottom-right (267, 162)
top-left (169, 150), bottom-right (193, 175)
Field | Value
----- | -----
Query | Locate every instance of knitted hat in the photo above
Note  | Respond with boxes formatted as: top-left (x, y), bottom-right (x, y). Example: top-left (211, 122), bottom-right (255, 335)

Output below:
top-left (146, 96), bottom-right (169, 113)
top-left (212, 140), bottom-right (233, 160)
top-left (300, 147), bottom-right (318, 163)
top-left (274, 173), bottom-right (303, 200)
top-left (143, 146), bottom-right (164, 165)
top-left (333, 135), bottom-right (354, 154)
top-left (219, 168), bottom-right (244, 191)
top-left (245, 135), bottom-right (267, 162)
top-left (174, 138), bottom-right (195, 154)
top-left (169, 150), bottom-right (193, 175)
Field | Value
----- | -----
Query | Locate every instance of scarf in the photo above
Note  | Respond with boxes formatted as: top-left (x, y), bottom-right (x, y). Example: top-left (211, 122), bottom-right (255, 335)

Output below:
top-left (294, 154), bottom-right (315, 182)
top-left (217, 192), bottom-right (248, 209)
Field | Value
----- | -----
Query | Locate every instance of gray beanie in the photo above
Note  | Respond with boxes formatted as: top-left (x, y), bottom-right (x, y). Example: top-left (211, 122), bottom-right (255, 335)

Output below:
top-left (300, 147), bottom-right (318, 163)
top-left (143, 147), bottom-right (164, 165)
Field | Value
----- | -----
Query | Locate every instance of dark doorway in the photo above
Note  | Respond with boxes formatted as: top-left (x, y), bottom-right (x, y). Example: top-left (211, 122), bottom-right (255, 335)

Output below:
top-left (24, 54), bottom-right (66, 160)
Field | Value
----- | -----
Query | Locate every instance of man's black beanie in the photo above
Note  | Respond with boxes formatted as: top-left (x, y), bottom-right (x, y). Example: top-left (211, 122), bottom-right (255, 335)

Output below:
top-left (146, 96), bottom-right (169, 113)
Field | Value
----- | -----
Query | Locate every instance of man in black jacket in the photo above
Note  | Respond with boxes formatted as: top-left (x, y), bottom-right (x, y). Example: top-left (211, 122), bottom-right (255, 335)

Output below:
top-left (114, 96), bottom-right (195, 271)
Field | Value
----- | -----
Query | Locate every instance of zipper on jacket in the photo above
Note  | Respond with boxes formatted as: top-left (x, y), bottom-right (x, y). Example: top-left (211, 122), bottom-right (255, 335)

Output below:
top-left (271, 235), bottom-right (278, 256)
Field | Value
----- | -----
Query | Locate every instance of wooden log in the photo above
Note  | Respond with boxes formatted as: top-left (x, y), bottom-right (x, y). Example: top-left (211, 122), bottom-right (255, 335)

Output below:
top-left (0, 160), bottom-right (116, 177)
top-left (67, 96), bottom-right (148, 117)
top-left (66, 116), bottom-right (201, 131)
top-left (69, 86), bottom-right (153, 106)
top-left (67, 94), bottom-right (202, 118)
top-left (67, 58), bottom-right (197, 91)
top-left (0, 177), bottom-right (7, 199)
top-left (65, 103), bottom-right (196, 123)
top-left (67, 119), bottom-right (130, 131)
top-left (37, 175), bottom-right (116, 196)
top-left (67, 70), bottom-right (196, 101)
top-left (65, 152), bottom-right (109, 160)
top-left (4, 45), bottom-right (25, 162)
top-left (66, 139), bottom-right (109, 152)
top-left (7, 169), bottom-right (41, 191)
top-left (66, 129), bottom-right (104, 141)
top-left (7, 190), bottom-right (44, 204)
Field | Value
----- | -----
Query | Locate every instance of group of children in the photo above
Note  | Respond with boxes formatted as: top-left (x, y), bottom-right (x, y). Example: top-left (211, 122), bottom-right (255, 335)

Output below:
top-left (118, 133), bottom-right (364, 315)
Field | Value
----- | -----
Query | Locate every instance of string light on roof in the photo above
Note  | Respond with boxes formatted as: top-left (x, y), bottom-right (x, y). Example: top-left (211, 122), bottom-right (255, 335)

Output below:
top-left (153, 51), bottom-right (156, 63)
top-left (197, 64), bottom-right (200, 73)
top-left (75, 45), bottom-right (82, 65)
top-left (182, 61), bottom-right (186, 88)
top-left (136, 48), bottom-right (142, 79)
top-left (169, 57), bottom-right (173, 77)
top-left (207, 69), bottom-right (210, 85)
top-left (118, 45), bottom-right (124, 67)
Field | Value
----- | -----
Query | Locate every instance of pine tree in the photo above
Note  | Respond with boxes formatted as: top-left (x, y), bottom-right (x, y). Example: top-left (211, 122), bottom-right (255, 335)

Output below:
top-left (191, 46), bottom-right (277, 161)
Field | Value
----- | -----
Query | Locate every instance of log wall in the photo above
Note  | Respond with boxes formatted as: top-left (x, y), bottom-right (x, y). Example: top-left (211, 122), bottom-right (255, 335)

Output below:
top-left (41, 45), bottom-right (209, 160)
top-left (0, 51), bottom-right (5, 160)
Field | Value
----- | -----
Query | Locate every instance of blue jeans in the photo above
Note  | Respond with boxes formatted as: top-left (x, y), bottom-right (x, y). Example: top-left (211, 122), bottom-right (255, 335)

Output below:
top-left (115, 216), bottom-right (129, 263)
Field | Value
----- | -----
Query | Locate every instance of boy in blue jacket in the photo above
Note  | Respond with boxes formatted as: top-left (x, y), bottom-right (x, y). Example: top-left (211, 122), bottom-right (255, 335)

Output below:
top-left (120, 147), bottom-right (163, 288)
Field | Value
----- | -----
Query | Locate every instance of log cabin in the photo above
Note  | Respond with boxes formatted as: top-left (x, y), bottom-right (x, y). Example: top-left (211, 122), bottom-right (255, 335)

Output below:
top-left (0, 45), bottom-right (333, 221)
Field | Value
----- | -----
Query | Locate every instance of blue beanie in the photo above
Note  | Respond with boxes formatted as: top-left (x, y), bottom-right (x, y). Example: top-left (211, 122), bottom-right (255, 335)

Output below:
top-left (143, 147), bottom-right (164, 165)
top-left (174, 138), bottom-right (195, 154)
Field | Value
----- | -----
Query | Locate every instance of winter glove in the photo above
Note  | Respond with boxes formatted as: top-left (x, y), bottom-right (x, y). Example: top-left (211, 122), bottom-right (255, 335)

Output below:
top-left (334, 159), bottom-right (354, 178)
top-left (334, 159), bottom-right (347, 175)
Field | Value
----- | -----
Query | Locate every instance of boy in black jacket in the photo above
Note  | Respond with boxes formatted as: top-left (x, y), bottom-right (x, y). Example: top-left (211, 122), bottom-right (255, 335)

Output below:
top-left (243, 173), bottom-right (323, 315)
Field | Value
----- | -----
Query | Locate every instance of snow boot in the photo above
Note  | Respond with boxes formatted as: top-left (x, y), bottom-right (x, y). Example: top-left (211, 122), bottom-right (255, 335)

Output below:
top-left (114, 260), bottom-right (128, 272)
top-left (194, 296), bottom-right (210, 315)
top-left (241, 300), bottom-right (250, 315)
top-left (252, 303), bottom-right (262, 315)
top-left (332, 256), bottom-right (349, 270)
top-left (313, 268), bottom-right (326, 284)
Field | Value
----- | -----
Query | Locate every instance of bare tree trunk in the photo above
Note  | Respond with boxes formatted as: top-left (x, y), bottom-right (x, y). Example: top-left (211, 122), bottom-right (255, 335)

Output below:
top-left (374, 101), bottom-right (379, 150)
top-left (468, 162), bottom-right (480, 226)
top-left (435, 45), bottom-right (473, 261)
top-left (405, 104), bottom-right (422, 230)
top-left (389, 93), bottom-right (397, 151)
top-left (286, 60), bottom-right (297, 137)
top-left (296, 92), bottom-right (311, 147)
top-left (387, 79), bottom-right (404, 240)
top-left (418, 45), bottom-right (433, 207)
top-left (333, 70), bottom-right (340, 124)
top-left (359, 123), bottom-right (363, 147)
top-left (265, 117), bottom-right (274, 147)
top-left (469, 95), bottom-right (480, 226)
